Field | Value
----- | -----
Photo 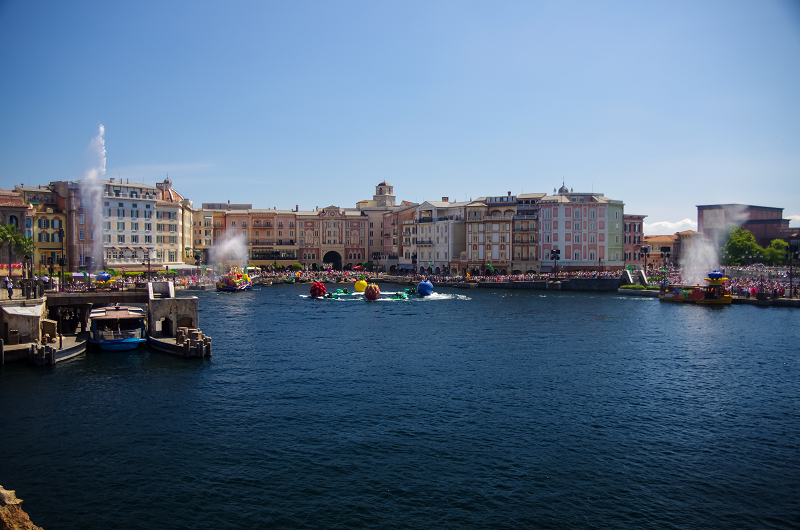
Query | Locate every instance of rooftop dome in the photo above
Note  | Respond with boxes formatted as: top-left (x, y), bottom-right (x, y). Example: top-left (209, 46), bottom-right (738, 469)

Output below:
top-left (558, 184), bottom-right (569, 195)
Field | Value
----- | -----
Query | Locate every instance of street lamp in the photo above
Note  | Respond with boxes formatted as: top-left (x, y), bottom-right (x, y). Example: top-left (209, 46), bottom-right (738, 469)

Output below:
top-left (58, 228), bottom-right (65, 291)
top-left (787, 246), bottom-right (798, 298)
top-left (142, 250), bottom-right (152, 282)
top-left (551, 249), bottom-right (560, 277)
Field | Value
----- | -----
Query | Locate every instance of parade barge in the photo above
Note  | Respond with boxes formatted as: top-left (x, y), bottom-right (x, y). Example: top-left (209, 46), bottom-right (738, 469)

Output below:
top-left (659, 271), bottom-right (732, 305)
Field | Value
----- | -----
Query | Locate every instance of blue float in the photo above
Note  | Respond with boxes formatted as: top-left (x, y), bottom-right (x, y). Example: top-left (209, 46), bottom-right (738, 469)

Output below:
top-left (417, 279), bottom-right (434, 296)
top-left (97, 271), bottom-right (112, 281)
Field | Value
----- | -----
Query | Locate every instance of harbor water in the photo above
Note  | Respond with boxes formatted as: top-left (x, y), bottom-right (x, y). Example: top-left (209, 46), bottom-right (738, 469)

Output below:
top-left (1, 284), bottom-right (798, 529)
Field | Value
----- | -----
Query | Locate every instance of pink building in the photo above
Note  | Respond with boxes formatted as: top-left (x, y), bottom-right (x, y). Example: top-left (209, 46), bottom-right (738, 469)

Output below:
top-left (623, 214), bottom-right (647, 266)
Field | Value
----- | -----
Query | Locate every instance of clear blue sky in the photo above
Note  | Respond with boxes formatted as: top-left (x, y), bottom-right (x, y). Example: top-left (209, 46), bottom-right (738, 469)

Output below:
top-left (1, 0), bottom-right (798, 234)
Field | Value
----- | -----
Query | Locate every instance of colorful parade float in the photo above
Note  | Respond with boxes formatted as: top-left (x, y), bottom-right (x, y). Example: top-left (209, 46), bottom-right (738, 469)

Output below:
top-left (216, 268), bottom-right (252, 292)
top-left (659, 270), bottom-right (732, 305)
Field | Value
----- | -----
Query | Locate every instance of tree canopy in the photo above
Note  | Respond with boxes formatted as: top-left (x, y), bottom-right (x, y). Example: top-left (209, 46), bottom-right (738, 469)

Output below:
top-left (720, 227), bottom-right (762, 265)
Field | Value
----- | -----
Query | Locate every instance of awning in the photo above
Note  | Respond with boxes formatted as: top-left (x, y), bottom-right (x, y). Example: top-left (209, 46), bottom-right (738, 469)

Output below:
top-left (398, 265), bottom-right (414, 270)
top-left (112, 246), bottom-right (122, 251)
top-left (164, 263), bottom-right (199, 270)
top-left (126, 246), bottom-right (137, 252)
top-left (140, 246), bottom-right (148, 251)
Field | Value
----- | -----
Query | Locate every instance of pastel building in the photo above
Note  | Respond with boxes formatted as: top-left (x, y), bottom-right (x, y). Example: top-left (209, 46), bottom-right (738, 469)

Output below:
top-left (459, 193), bottom-right (516, 275)
top-left (15, 185), bottom-right (68, 272)
top-left (623, 214), bottom-right (647, 267)
top-left (511, 193), bottom-right (544, 272)
top-left (413, 199), bottom-right (468, 275)
top-left (539, 184), bottom-right (625, 272)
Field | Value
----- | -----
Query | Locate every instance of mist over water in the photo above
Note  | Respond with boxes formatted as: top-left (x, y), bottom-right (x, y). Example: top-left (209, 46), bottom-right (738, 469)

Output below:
top-left (680, 238), bottom-right (719, 285)
top-left (78, 125), bottom-right (106, 271)
top-left (208, 232), bottom-right (247, 269)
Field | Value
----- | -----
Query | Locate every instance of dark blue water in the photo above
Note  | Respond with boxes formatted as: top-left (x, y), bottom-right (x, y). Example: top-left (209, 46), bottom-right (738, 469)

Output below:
top-left (1, 285), bottom-right (798, 529)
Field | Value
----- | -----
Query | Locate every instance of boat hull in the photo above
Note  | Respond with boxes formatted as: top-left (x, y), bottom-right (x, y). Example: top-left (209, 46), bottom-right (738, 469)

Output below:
top-left (658, 294), bottom-right (732, 305)
top-left (217, 281), bottom-right (252, 291)
top-left (89, 338), bottom-right (147, 351)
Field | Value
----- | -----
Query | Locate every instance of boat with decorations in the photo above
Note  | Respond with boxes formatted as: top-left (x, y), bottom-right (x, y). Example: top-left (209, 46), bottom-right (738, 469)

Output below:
top-left (88, 305), bottom-right (148, 350)
top-left (216, 269), bottom-right (252, 291)
top-left (659, 270), bottom-right (732, 304)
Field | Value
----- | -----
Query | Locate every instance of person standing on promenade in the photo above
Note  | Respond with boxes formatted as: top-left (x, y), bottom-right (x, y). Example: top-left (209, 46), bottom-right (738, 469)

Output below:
top-left (5, 276), bottom-right (13, 299)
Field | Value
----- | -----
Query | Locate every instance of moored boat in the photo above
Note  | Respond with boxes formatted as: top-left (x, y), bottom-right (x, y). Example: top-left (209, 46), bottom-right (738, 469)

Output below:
top-left (659, 270), bottom-right (732, 304)
top-left (88, 305), bottom-right (147, 351)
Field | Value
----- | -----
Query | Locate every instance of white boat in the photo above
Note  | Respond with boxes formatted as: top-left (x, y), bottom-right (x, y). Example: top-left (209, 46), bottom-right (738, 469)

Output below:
top-left (88, 305), bottom-right (147, 351)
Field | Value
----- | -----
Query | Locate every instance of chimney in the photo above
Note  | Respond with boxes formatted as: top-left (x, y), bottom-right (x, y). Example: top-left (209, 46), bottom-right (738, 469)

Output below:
top-left (442, 197), bottom-right (448, 202)
top-left (507, 191), bottom-right (511, 196)
top-left (110, 177), bottom-right (115, 182)
top-left (296, 205), bottom-right (299, 212)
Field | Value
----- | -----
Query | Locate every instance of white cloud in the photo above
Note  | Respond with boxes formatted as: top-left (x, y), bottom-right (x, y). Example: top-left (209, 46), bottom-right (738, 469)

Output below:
top-left (643, 218), bottom-right (696, 235)
top-left (787, 214), bottom-right (800, 227)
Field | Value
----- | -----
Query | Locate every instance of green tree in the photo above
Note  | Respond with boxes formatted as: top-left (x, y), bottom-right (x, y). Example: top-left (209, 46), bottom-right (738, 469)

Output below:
top-left (14, 236), bottom-right (36, 279)
top-left (762, 239), bottom-right (788, 266)
top-left (0, 224), bottom-right (22, 278)
top-left (720, 227), bottom-right (762, 265)
top-left (290, 262), bottom-right (303, 271)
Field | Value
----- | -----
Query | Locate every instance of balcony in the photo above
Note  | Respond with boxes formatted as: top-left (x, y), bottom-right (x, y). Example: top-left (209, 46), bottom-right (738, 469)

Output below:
top-left (417, 239), bottom-right (434, 246)
top-left (513, 213), bottom-right (538, 220)
top-left (418, 218), bottom-right (433, 223)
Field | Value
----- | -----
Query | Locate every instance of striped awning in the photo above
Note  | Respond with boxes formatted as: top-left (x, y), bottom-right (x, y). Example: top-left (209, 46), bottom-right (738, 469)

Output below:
top-left (112, 246), bottom-right (122, 251)
top-left (127, 246), bottom-right (137, 252)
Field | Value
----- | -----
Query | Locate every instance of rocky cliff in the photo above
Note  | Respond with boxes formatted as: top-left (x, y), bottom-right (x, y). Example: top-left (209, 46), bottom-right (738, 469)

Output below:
top-left (0, 486), bottom-right (43, 530)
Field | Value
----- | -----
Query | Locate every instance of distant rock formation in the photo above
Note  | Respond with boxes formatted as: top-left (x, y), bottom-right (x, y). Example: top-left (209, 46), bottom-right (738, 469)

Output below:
top-left (0, 486), bottom-right (43, 530)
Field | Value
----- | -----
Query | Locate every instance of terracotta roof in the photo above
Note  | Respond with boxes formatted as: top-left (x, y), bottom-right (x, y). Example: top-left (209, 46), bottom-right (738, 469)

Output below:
top-left (0, 201), bottom-right (26, 207)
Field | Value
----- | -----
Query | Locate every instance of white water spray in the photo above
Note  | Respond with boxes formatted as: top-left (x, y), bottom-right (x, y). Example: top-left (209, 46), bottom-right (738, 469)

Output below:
top-left (680, 237), bottom-right (719, 285)
top-left (679, 205), bottom-right (753, 284)
top-left (79, 125), bottom-right (106, 271)
top-left (208, 231), bottom-right (248, 270)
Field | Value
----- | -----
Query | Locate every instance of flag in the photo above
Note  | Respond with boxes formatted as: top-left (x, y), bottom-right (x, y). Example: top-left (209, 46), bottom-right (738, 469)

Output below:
top-left (488, 264), bottom-right (495, 272)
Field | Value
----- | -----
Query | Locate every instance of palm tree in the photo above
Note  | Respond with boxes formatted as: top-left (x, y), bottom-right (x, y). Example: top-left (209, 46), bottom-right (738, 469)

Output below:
top-left (0, 224), bottom-right (21, 279)
top-left (15, 235), bottom-right (36, 280)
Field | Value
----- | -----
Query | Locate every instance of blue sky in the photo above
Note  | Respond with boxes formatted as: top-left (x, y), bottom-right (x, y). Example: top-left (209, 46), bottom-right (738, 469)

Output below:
top-left (1, 0), bottom-right (798, 234)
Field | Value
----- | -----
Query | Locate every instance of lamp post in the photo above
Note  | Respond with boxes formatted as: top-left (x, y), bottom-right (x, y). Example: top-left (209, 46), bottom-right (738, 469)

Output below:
top-left (142, 250), bottom-right (151, 282)
top-left (58, 228), bottom-right (65, 292)
top-left (787, 246), bottom-right (797, 298)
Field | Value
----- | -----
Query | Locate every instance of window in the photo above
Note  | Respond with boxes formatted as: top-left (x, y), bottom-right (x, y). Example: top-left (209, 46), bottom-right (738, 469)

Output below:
top-left (145, 235), bottom-right (152, 243)
top-left (231, 221), bottom-right (236, 227)
top-left (574, 250), bottom-right (581, 260)
top-left (79, 230), bottom-right (84, 241)
top-left (117, 235), bottom-right (125, 243)
top-left (242, 221), bottom-right (247, 227)
top-left (145, 223), bottom-right (152, 231)
top-left (131, 222), bottom-right (139, 231)
top-left (574, 234), bottom-right (580, 243)
top-left (117, 208), bottom-right (124, 217)
top-left (131, 235), bottom-right (139, 243)
top-left (117, 222), bottom-right (125, 230)
top-left (103, 235), bottom-right (111, 243)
